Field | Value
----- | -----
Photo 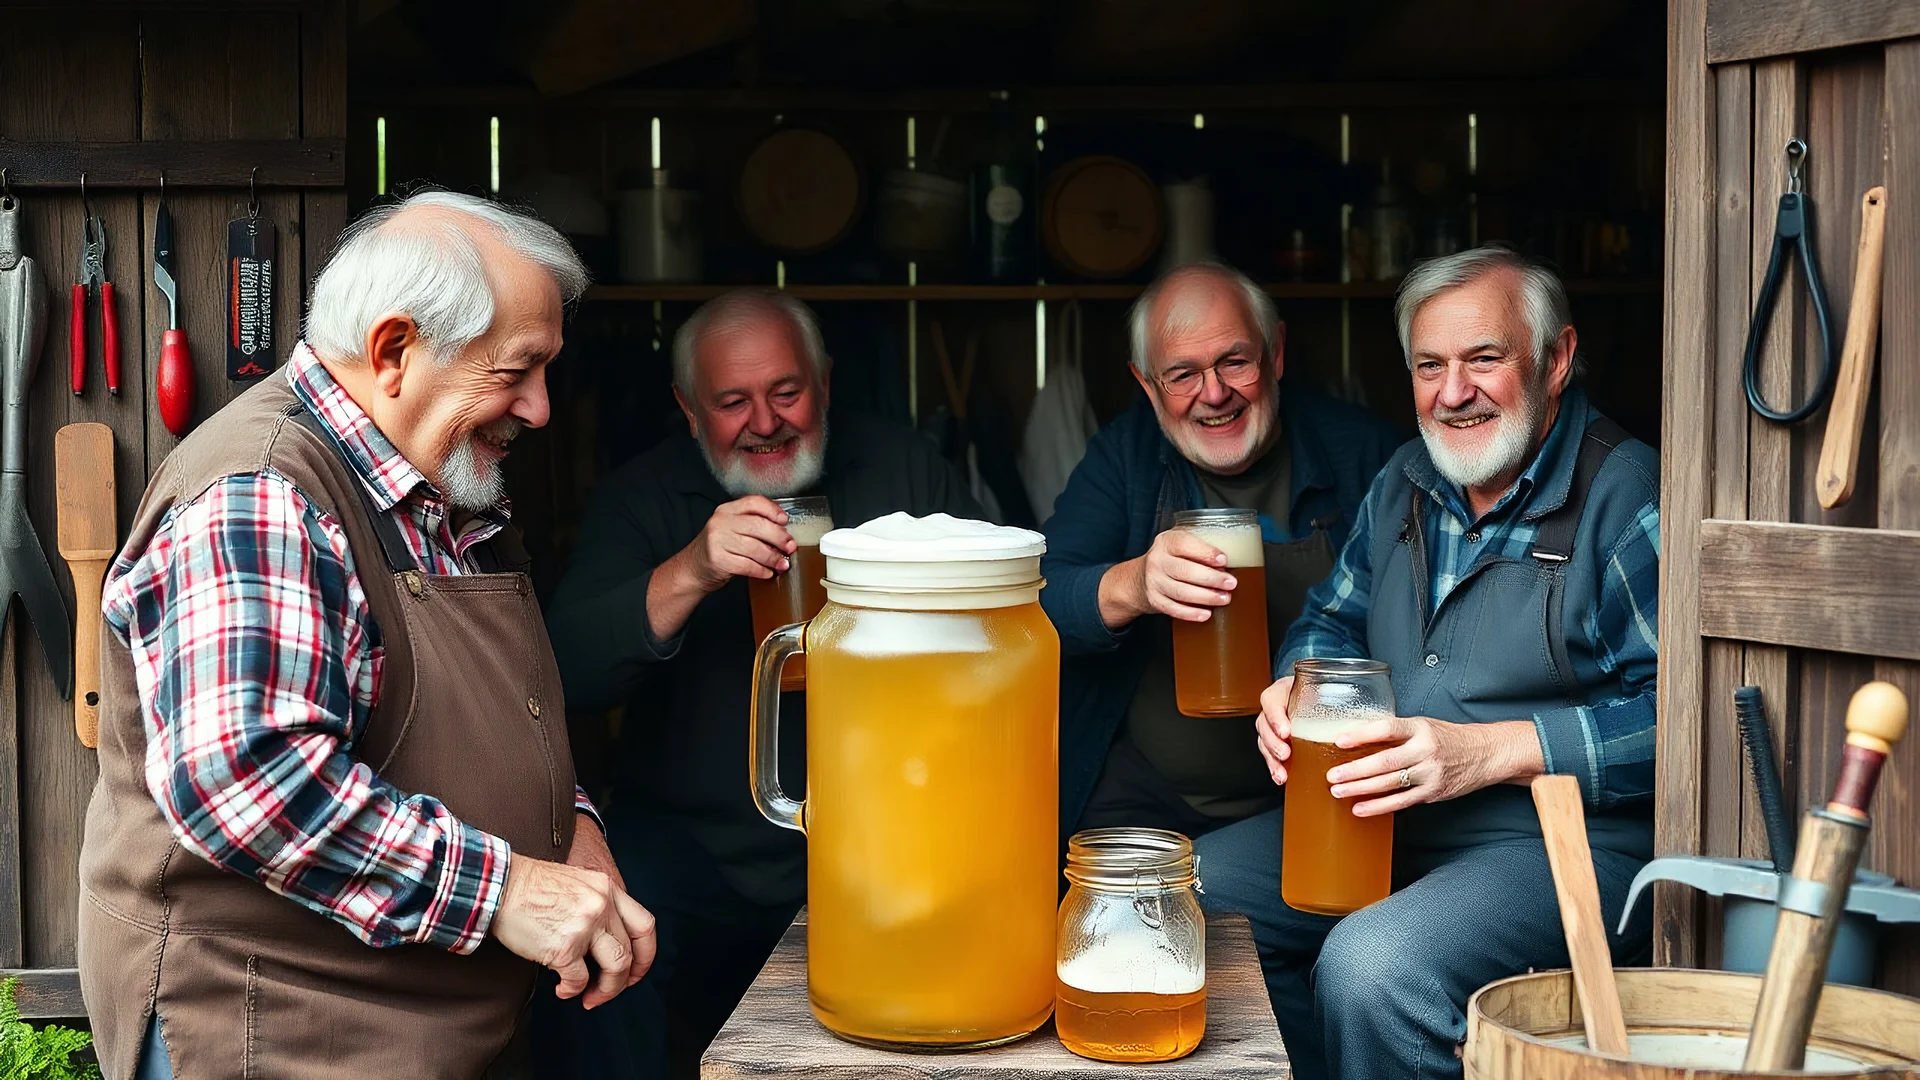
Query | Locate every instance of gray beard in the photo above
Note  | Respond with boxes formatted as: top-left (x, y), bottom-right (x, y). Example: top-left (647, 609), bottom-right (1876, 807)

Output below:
top-left (700, 420), bottom-right (829, 498)
top-left (439, 437), bottom-right (508, 511)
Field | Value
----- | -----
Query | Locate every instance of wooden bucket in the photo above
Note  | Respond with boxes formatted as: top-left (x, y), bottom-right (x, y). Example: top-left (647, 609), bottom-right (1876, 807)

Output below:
top-left (1465, 968), bottom-right (1920, 1078)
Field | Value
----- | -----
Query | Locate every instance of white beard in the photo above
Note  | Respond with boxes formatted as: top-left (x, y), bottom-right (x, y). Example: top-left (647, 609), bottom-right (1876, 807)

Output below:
top-left (438, 418), bottom-right (520, 510)
top-left (1160, 393), bottom-right (1279, 474)
top-left (700, 420), bottom-right (829, 498)
top-left (1417, 380), bottom-right (1547, 491)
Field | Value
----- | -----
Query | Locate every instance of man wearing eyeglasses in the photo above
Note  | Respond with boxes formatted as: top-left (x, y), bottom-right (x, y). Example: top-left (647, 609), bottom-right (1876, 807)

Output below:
top-left (1041, 261), bottom-right (1402, 840)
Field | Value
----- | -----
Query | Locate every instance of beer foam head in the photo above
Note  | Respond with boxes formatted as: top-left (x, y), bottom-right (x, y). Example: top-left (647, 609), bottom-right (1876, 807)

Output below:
top-left (1179, 522), bottom-right (1263, 567)
top-left (1058, 930), bottom-right (1205, 996)
top-left (1290, 683), bottom-right (1393, 741)
top-left (784, 514), bottom-right (833, 546)
top-left (821, 512), bottom-right (1044, 561)
top-left (820, 513), bottom-right (1046, 608)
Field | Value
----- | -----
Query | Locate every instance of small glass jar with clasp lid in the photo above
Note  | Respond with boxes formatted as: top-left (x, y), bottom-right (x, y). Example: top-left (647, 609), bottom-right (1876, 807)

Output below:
top-left (1055, 828), bottom-right (1206, 1063)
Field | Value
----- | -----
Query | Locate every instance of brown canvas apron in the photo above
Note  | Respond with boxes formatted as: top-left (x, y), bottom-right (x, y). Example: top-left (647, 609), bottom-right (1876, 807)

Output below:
top-left (78, 370), bottom-right (576, 1080)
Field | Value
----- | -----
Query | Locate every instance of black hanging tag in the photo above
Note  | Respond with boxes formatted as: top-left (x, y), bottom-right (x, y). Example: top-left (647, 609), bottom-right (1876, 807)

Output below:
top-left (226, 213), bottom-right (276, 381)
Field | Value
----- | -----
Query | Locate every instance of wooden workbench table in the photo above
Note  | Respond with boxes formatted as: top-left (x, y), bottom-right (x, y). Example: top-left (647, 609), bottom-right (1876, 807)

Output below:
top-left (701, 910), bottom-right (1290, 1079)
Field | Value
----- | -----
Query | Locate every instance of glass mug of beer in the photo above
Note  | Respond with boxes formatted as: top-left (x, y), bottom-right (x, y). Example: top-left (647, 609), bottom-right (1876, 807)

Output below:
top-left (1056, 828), bottom-right (1206, 1063)
top-left (1281, 658), bottom-right (1395, 915)
top-left (747, 496), bottom-right (835, 691)
top-left (1167, 508), bottom-right (1270, 717)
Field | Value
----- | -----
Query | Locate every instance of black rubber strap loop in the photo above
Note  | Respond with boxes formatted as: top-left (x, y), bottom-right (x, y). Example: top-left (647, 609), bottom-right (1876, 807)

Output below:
top-left (1742, 181), bottom-right (1838, 424)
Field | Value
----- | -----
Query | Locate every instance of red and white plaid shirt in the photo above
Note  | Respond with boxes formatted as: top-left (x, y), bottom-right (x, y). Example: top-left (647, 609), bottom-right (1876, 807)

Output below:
top-left (103, 344), bottom-right (597, 954)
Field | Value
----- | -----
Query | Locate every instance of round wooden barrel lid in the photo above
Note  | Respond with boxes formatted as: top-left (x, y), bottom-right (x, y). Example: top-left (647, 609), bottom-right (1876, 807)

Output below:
top-left (1043, 156), bottom-right (1163, 278)
top-left (738, 129), bottom-right (864, 254)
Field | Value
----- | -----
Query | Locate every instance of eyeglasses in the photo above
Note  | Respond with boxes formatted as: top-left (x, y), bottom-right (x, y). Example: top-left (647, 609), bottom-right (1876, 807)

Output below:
top-left (1152, 356), bottom-right (1265, 398)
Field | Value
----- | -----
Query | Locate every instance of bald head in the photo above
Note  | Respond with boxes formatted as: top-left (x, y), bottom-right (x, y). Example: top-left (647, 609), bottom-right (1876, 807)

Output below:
top-left (1128, 262), bottom-right (1279, 375)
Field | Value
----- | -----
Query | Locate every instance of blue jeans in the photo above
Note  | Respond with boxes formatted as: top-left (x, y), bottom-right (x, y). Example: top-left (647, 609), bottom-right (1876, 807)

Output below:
top-left (136, 1014), bottom-right (172, 1080)
top-left (1193, 807), bottom-right (1649, 1080)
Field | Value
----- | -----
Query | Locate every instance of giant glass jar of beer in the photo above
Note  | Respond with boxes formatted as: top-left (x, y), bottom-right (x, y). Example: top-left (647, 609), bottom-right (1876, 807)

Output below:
top-left (1281, 658), bottom-right (1396, 915)
top-left (1168, 508), bottom-right (1270, 716)
top-left (749, 513), bottom-right (1059, 1047)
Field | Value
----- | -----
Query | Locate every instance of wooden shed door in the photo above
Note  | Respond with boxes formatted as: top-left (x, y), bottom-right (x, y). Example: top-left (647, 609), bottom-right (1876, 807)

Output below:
top-left (1662, 0), bottom-right (1920, 990)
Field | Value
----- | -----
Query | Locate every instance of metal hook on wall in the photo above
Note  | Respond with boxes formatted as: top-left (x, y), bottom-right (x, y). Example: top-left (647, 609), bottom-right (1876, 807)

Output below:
top-left (1, 168), bottom-right (11, 208)
top-left (248, 166), bottom-right (260, 219)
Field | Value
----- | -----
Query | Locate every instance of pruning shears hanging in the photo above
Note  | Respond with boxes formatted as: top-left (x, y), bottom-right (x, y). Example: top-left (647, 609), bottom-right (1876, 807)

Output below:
top-left (1742, 138), bottom-right (1837, 425)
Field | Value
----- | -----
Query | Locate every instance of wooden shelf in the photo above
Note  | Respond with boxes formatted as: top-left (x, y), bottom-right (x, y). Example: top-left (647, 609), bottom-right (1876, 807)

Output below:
top-left (360, 79), bottom-right (1662, 113)
top-left (583, 279), bottom-right (1658, 303)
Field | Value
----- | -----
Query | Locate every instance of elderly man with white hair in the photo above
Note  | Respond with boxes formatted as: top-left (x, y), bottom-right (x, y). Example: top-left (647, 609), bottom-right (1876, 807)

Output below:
top-left (1041, 261), bottom-right (1400, 842)
top-left (1194, 245), bottom-right (1661, 1080)
top-left (78, 190), bottom-right (655, 1079)
top-left (543, 289), bottom-right (979, 1080)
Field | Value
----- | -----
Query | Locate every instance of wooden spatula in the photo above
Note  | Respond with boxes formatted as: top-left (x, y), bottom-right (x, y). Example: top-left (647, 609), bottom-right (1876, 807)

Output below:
top-left (1531, 774), bottom-right (1631, 1057)
top-left (55, 423), bottom-right (115, 748)
top-left (1815, 186), bottom-right (1888, 509)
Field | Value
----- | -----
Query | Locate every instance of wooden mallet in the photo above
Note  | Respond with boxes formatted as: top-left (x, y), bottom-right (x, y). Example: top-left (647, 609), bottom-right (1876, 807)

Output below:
top-left (1744, 680), bottom-right (1909, 1070)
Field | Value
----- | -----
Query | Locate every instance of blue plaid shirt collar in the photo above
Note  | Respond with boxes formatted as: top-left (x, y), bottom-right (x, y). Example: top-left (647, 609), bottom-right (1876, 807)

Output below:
top-left (1404, 385), bottom-right (1594, 529)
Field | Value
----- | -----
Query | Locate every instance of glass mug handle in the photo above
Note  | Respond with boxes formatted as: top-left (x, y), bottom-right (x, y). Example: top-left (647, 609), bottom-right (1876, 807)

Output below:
top-left (749, 621), bottom-right (807, 833)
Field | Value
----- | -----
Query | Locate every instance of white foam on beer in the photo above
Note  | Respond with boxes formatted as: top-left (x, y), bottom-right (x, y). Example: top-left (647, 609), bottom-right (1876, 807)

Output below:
top-left (1058, 932), bottom-right (1205, 996)
top-left (834, 609), bottom-right (993, 656)
top-left (1290, 684), bottom-right (1393, 742)
top-left (1180, 522), bottom-right (1263, 568)
top-left (820, 512), bottom-right (1045, 561)
top-left (784, 513), bottom-right (833, 546)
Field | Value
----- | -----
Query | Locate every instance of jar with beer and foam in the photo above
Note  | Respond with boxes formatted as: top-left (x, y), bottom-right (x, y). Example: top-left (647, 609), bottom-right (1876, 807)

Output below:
top-left (1282, 658), bottom-right (1396, 915)
top-left (750, 513), bottom-right (1058, 1049)
top-left (1056, 828), bottom-right (1206, 1063)
top-left (1167, 508), bottom-right (1270, 717)
top-left (747, 496), bottom-right (835, 691)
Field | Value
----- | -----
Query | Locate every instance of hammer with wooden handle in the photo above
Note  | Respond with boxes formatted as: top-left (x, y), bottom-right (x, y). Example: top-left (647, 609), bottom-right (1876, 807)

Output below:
top-left (1815, 187), bottom-right (1887, 509)
top-left (1743, 681), bottom-right (1908, 1070)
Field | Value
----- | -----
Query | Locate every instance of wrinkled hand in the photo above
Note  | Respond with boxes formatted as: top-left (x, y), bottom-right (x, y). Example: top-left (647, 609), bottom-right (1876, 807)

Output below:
top-left (1135, 529), bottom-right (1238, 622)
top-left (685, 496), bottom-right (796, 592)
top-left (490, 856), bottom-right (657, 1009)
top-left (1324, 714), bottom-right (1504, 817)
top-left (567, 816), bottom-right (626, 894)
top-left (1254, 675), bottom-right (1296, 785)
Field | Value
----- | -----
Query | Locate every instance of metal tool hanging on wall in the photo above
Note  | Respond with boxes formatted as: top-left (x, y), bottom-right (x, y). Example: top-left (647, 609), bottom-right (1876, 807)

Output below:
top-left (227, 168), bottom-right (276, 381)
top-left (154, 176), bottom-right (196, 436)
top-left (0, 179), bottom-right (76, 699)
top-left (70, 176), bottom-right (121, 396)
top-left (1741, 139), bottom-right (1838, 424)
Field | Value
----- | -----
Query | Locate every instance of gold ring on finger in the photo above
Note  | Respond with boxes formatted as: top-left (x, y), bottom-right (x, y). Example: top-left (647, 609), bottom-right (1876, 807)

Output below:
top-left (1398, 767), bottom-right (1413, 789)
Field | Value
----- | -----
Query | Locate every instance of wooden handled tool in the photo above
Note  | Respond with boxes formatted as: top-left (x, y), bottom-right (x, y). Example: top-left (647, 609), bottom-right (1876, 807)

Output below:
top-left (1744, 681), bottom-right (1909, 1070)
top-left (1815, 186), bottom-right (1888, 508)
top-left (54, 423), bottom-right (115, 748)
top-left (1530, 775), bottom-right (1630, 1057)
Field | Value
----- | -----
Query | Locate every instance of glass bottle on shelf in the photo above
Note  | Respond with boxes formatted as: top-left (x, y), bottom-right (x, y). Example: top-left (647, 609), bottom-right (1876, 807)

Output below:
top-left (971, 90), bottom-right (1034, 283)
top-left (1369, 157), bottom-right (1414, 282)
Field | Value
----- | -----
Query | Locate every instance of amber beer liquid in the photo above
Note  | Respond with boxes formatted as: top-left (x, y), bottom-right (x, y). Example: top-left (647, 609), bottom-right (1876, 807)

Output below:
top-left (803, 599), bottom-right (1059, 1046)
top-left (1056, 943), bottom-right (1206, 1063)
top-left (1168, 509), bottom-right (1270, 717)
top-left (1281, 708), bottom-right (1394, 915)
top-left (747, 498), bottom-right (833, 691)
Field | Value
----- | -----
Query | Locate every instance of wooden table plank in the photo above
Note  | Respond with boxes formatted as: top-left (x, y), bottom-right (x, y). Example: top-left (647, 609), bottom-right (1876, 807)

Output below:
top-left (702, 910), bottom-right (1287, 1080)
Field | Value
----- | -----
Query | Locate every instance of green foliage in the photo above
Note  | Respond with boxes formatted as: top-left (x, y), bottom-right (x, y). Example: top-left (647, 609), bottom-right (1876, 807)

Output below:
top-left (0, 978), bottom-right (101, 1080)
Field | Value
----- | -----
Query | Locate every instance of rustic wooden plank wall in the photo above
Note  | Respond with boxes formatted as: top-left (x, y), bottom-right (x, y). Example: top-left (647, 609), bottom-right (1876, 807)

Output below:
top-left (1664, 2), bottom-right (1920, 992)
top-left (0, 3), bottom-right (347, 974)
